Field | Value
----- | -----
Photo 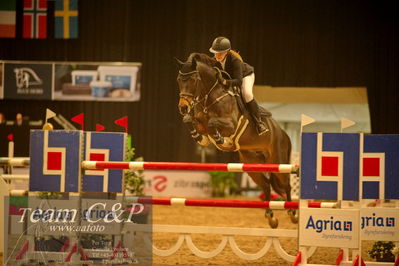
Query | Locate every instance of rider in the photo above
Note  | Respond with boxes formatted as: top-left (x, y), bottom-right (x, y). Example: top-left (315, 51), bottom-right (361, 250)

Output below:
top-left (209, 36), bottom-right (268, 135)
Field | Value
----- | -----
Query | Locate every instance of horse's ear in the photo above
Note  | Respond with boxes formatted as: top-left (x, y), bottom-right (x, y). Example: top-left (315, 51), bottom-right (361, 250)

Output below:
top-left (191, 56), bottom-right (198, 69)
top-left (174, 57), bottom-right (184, 69)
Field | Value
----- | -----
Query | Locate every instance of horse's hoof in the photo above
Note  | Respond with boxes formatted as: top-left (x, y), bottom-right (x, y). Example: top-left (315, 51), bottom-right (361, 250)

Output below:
top-left (269, 217), bottom-right (279, 228)
top-left (197, 136), bottom-right (210, 146)
top-left (289, 213), bottom-right (299, 224)
top-left (265, 211), bottom-right (278, 228)
top-left (288, 210), bottom-right (299, 224)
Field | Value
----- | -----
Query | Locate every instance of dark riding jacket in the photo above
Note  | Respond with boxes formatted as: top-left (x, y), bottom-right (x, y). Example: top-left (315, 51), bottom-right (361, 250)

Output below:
top-left (215, 52), bottom-right (254, 88)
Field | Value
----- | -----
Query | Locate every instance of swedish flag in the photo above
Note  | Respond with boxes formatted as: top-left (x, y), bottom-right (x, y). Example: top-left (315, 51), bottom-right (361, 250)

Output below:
top-left (55, 0), bottom-right (78, 39)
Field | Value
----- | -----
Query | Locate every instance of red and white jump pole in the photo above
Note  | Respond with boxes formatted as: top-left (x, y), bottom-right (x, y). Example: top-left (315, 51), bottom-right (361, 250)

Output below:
top-left (129, 197), bottom-right (337, 209)
top-left (82, 161), bottom-right (299, 173)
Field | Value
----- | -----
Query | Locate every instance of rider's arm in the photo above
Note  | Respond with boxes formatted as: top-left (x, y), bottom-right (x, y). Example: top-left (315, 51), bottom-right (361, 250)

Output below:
top-left (225, 56), bottom-right (243, 87)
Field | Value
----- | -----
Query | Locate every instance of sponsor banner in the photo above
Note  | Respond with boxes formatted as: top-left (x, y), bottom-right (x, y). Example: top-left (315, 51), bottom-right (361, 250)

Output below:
top-left (3, 62), bottom-right (52, 99)
top-left (54, 63), bottom-right (141, 102)
top-left (143, 170), bottom-right (212, 197)
top-left (299, 208), bottom-right (359, 248)
top-left (361, 208), bottom-right (399, 241)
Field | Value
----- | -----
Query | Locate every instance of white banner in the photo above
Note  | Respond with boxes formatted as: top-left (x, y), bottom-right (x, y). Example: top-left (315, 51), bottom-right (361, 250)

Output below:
top-left (299, 208), bottom-right (359, 248)
top-left (144, 170), bottom-right (211, 197)
top-left (360, 208), bottom-right (399, 241)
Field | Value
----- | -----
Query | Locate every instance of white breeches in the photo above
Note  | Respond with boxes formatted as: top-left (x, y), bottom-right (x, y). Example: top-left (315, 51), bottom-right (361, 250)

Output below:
top-left (242, 73), bottom-right (255, 103)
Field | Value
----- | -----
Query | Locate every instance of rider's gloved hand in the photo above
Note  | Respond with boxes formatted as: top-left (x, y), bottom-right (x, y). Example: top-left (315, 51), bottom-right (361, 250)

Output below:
top-left (216, 71), bottom-right (227, 86)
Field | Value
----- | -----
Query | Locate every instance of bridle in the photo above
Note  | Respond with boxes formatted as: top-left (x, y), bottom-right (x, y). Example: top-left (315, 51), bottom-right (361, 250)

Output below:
top-left (178, 67), bottom-right (236, 114)
top-left (178, 70), bottom-right (199, 102)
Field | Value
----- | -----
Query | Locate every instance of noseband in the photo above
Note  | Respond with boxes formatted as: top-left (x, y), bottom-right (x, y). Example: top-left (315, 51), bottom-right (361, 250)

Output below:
top-left (178, 70), bottom-right (200, 100)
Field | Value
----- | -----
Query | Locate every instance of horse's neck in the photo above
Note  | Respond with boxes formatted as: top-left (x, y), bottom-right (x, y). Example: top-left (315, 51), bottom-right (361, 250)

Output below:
top-left (198, 67), bottom-right (217, 93)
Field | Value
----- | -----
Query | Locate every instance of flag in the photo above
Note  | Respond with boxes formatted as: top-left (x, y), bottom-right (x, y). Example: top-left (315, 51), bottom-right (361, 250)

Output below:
top-left (0, 0), bottom-right (16, 38)
top-left (114, 116), bottom-right (128, 133)
top-left (45, 108), bottom-right (56, 121)
top-left (340, 117), bottom-right (355, 132)
top-left (71, 113), bottom-right (84, 130)
top-left (23, 0), bottom-right (48, 39)
top-left (55, 0), bottom-right (78, 39)
top-left (96, 123), bottom-right (105, 132)
top-left (301, 114), bottom-right (315, 127)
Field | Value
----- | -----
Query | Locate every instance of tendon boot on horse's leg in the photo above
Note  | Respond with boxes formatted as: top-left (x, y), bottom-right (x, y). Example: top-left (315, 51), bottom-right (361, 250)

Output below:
top-left (183, 114), bottom-right (209, 146)
top-left (247, 99), bottom-right (268, 136)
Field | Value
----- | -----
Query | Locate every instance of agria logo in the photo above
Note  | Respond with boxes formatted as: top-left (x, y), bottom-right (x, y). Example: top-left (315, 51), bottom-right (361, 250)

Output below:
top-left (306, 215), bottom-right (353, 233)
top-left (361, 213), bottom-right (395, 229)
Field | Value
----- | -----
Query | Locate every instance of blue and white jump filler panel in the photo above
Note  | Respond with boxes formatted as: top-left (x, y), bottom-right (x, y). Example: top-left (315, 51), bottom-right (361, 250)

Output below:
top-left (301, 132), bottom-right (399, 201)
top-left (83, 132), bottom-right (126, 192)
top-left (30, 130), bottom-right (83, 192)
top-left (29, 130), bottom-right (126, 192)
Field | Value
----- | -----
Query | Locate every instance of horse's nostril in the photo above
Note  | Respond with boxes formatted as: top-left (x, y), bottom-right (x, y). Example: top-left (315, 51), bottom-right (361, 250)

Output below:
top-left (180, 105), bottom-right (188, 114)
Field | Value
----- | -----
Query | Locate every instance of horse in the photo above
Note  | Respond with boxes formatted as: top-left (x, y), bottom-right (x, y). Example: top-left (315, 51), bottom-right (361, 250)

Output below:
top-left (175, 53), bottom-right (297, 228)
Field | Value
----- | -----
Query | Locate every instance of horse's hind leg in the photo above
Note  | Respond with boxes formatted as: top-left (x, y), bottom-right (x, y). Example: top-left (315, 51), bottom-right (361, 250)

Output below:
top-left (238, 150), bottom-right (279, 228)
top-left (270, 172), bottom-right (298, 224)
top-left (266, 134), bottom-right (298, 224)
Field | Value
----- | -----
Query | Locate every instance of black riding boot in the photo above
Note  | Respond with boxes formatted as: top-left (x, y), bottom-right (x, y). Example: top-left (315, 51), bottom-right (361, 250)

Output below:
top-left (247, 99), bottom-right (268, 135)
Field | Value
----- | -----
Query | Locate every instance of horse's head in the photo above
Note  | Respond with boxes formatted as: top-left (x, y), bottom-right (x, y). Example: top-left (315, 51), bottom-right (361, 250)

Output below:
top-left (176, 53), bottom-right (218, 115)
top-left (176, 54), bottom-right (201, 115)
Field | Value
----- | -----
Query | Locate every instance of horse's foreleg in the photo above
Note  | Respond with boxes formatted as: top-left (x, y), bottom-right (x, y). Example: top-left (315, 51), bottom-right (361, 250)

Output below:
top-left (207, 117), bottom-right (235, 146)
top-left (182, 114), bottom-right (210, 146)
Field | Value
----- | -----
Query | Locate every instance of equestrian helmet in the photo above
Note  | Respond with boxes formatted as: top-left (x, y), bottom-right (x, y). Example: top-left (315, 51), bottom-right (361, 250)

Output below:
top-left (209, 37), bottom-right (231, 53)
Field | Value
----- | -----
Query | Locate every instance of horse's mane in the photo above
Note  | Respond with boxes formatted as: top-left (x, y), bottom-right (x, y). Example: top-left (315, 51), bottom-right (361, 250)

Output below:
top-left (188, 53), bottom-right (217, 67)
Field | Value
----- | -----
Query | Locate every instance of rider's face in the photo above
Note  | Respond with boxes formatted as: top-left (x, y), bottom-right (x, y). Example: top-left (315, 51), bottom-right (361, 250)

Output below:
top-left (214, 51), bottom-right (227, 62)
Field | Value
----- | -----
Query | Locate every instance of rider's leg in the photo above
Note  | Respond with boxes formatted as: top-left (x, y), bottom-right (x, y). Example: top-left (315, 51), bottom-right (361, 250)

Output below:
top-left (242, 73), bottom-right (268, 135)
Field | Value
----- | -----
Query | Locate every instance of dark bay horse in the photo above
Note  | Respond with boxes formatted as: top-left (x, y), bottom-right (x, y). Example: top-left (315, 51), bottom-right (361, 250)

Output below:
top-left (175, 53), bottom-right (296, 228)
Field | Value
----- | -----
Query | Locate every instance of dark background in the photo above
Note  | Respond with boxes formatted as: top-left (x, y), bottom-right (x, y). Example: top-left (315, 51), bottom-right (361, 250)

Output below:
top-left (0, 0), bottom-right (398, 160)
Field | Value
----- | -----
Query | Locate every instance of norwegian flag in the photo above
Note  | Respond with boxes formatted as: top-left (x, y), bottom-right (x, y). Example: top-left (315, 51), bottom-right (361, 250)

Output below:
top-left (23, 0), bottom-right (48, 39)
